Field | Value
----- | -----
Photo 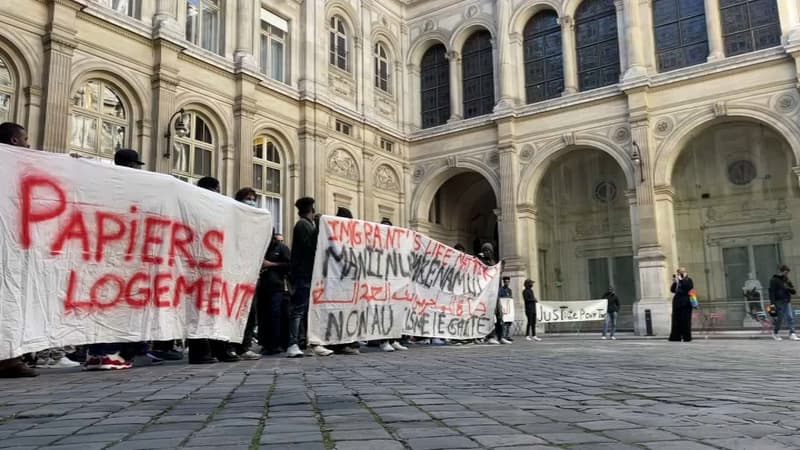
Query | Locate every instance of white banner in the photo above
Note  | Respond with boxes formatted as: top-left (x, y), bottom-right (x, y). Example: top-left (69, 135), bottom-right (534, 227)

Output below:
top-left (499, 297), bottom-right (514, 322)
top-left (0, 144), bottom-right (271, 359)
top-left (308, 216), bottom-right (502, 344)
top-left (537, 300), bottom-right (608, 323)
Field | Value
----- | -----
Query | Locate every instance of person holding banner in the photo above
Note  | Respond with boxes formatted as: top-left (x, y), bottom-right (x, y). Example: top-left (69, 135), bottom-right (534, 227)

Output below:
top-left (523, 279), bottom-right (541, 341)
top-left (478, 243), bottom-right (507, 345)
top-left (258, 232), bottom-right (292, 355)
top-left (232, 188), bottom-right (264, 361)
top-left (498, 277), bottom-right (514, 344)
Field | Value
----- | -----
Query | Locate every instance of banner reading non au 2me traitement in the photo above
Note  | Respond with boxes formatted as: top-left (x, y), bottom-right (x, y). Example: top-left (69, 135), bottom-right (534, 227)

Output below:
top-left (308, 216), bottom-right (503, 345)
top-left (0, 144), bottom-right (271, 359)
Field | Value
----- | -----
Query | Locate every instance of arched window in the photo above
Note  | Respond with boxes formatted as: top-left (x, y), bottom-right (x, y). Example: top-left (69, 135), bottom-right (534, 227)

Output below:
top-left (0, 55), bottom-right (14, 124)
top-left (329, 16), bottom-right (349, 72)
top-left (374, 42), bottom-right (390, 93)
top-left (720, 0), bottom-right (781, 56)
top-left (524, 11), bottom-right (564, 103)
top-left (575, 0), bottom-right (620, 91)
top-left (172, 111), bottom-right (215, 182)
top-left (653, 0), bottom-right (708, 71)
top-left (420, 44), bottom-right (450, 129)
top-left (462, 30), bottom-right (495, 119)
top-left (70, 80), bottom-right (127, 161)
top-left (253, 136), bottom-right (283, 233)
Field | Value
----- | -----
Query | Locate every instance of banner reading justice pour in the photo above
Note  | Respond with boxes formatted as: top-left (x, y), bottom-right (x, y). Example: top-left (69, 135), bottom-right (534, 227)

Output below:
top-left (537, 300), bottom-right (608, 323)
top-left (0, 144), bottom-right (271, 359)
top-left (308, 216), bottom-right (503, 345)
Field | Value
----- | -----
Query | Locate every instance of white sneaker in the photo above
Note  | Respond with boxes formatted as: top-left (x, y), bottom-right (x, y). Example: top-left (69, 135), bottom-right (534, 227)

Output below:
top-left (773, 334), bottom-right (783, 341)
top-left (391, 341), bottom-right (408, 351)
top-left (601, 336), bottom-right (607, 340)
top-left (380, 342), bottom-right (395, 352)
top-left (487, 338), bottom-right (500, 345)
top-left (611, 336), bottom-right (616, 340)
top-left (341, 346), bottom-right (360, 355)
top-left (36, 358), bottom-right (52, 368)
top-left (286, 344), bottom-right (304, 358)
top-left (791, 333), bottom-right (800, 341)
top-left (525, 336), bottom-right (532, 341)
top-left (500, 338), bottom-right (513, 344)
top-left (431, 338), bottom-right (445, 345)
top-left (49, 357), bottom-right (80, 368)
top-left (417, 339), bottom-right (430, 345)
top-left (533, 336), bottom-right (542, 342)
top-left (312, 345), bottom-right (334, 356)
top-left (240, 350), bottom-right (261, 360)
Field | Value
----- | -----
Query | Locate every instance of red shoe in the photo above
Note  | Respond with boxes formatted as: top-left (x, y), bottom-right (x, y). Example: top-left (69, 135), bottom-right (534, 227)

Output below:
top-left (84, 354), bottom-right (102, 371)
top-left (98, 353), bottom-right (132, 370)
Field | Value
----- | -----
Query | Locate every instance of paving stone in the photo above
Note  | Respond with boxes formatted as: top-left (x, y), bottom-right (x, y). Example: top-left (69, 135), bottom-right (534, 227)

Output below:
top-left (259, 444), bottom-right (326, 450)
top-left (395, 426), bottom-right (460, 439)
top-left (259, 432), bottom-right (324, 444)
top-left (709, 437), bottom-right (795, 450)
top-left (576, 420), bottom-right (640, 431)
top-left (334, 440), bottom-right (405, 450)
top-left (108, 438), bottom-right (185, 449)
top-left (472, 434), bottom-right (547, 447)
top-left (642, 441), bottom-right (722, 450)
top-left (54, 433), bottom-right (130, 444)
top-left (602, 428), bottom-right (683, 443)
top-left (537, 432), bottom-right (615, 444)
top-left (329, 428), bottom-right (393, 440)
top-left (406, 436), bottom-right (480, 450)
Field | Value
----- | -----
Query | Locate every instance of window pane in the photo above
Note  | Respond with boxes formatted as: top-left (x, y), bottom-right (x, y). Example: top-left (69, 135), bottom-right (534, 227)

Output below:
top-left (266, 167), bottom-right (281, 194)
top-left (201, 6), bottom-right (219, 52)
top-left (172, 142), bottom-right (191, 173)
top-left (524, 10), bottom-right (563, 103)
top-left (271, 40), bottom-right (284, 81)
top-left (71, 115), bottom-right (97, 150)
top-left (720, 0), bottom-right (780, 56)
top-left (0, 58), bottom-right (11, 87)
top-left (102, 86), bottom-right (126, 118)
top-left (253, 164), bottom-right (264, 191)
top-left (576, 0), bottom-right (620, 90)
top-left (111, 0), bottom-right (129, 14)
top-left (462, 30), bottom-right (494, 118)
top-left (266, 142), bottom-right (280, 163)
top-left (253, 141), bottom-right (264, 159)
top-left (72, 81), bottom-right (100, 111)
top-left (186, 0), bottom-right (199, 43)
top-left (260, 34), bottom-right (270, 75)
top-left (193, 148), bottom-right (212, 176)
top-left (101, 122), bottom-right (125, 156)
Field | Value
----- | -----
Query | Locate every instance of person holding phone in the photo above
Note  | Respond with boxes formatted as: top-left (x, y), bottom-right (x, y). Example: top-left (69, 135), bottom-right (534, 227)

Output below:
top-left (669, 268), bottom-right (694, 342)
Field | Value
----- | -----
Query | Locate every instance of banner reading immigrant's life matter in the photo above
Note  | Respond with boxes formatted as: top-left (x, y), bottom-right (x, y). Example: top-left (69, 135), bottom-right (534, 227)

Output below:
top-left (0, 144), bottom-right (271, 359)
top-left (308, 216), bottom-right (503, 345)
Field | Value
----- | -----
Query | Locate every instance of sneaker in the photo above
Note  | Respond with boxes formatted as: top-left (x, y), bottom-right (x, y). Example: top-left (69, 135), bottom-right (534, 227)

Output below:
top-left (218, 352), bottom-right (241, 363)
top-left (601, 336), bottom-right (607, 340)
top-left (791, 334), bottom-right (800, 341)
top-left (341, 346), bottom-right (360, 355)
top-left (98, 353), bottom-right (132, 370)
top-left (151, 349), bottom-right (184, 361)
top-left (500, 338), bottom-right (513, 344)
top-left (474, 338), bottom-right (485, 344)
top-left (487, 338), bottom-right (500, 345)
top-left (380, 342), bottom-right (395, 352)
top-left (286, 344), bottom-right (304, 358)
top-left (773, 333), bottom-right (783, 341)
top-left (49, 357), bottom-right (80, 368)
top-left (391, 341), bottom-right (408, 351)
top-left (311, 345), bottom-right (334, 357)
top-left (84, 354), bottom-right (102, 370)
top-left (431, 338), bottom-right (445, 345)
top-left (417, 339), bottom-right (431, 345)
top-left (188, 355), bottom-right (218, 364)
top-left (145, 352), bottom-right (165, 364)
top-left (611, 336), bottom-right (616, 341)
top-left (239, 351), bottom-right (261, 361)
top-left (532, 336), bottom-right (542, 342)
top-left (525, 336), bottom-right (532, 341)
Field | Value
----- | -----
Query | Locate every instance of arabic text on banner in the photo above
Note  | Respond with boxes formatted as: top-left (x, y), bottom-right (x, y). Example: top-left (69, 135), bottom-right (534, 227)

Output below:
top-left (0, 144), bottom-right (271, 359)
top-left (537, 299), bottom-right (608, 323)
top-left (308, 216), bottom-right (503, 344)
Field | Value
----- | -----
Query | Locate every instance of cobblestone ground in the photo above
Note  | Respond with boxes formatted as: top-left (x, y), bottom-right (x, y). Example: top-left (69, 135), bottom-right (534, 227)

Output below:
top-left (2, 338), bottom-right (800, 450)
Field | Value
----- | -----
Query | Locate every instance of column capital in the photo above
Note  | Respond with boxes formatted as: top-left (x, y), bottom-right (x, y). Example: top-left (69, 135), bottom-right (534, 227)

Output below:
top-left (497, 143), bottom-right (517, 155)
top-left (557, 15), bottom-right (574, 29)
top-left (445, 50), bottom-right (461, 62)
top-left (614, 0), bottom-right (624, 12)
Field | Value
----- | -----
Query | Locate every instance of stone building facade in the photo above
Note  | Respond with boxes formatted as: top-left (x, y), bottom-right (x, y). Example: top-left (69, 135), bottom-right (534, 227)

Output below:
top-left (2, 0), bottom-right (800, 334)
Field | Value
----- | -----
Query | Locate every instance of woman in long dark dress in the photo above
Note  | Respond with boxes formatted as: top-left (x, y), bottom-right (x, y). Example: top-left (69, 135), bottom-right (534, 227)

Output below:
top-left (669, 267), bottom-right (694, 342)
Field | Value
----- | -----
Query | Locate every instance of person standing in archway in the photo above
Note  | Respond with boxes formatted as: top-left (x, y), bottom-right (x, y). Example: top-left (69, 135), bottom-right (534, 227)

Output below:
top-left (769, 265), bottom-right (798, 341)
top-left (669, 268), bottom-right (694, 342)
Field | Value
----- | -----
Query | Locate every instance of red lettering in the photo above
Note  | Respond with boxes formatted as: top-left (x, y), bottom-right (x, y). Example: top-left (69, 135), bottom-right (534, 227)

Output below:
top-left (141, 216), bottom-right (171, 265)
top-left (372, 225), bottom-right (382, 249)
top-left (363, 222), bottom-right (374, 247)
top-left (50, 211), bottom-right (91, 260)
top-left (443, 247), bottom-right (453, 263)
top-left (207, 276), bottom-right (222, 315)
top-left (19, 174), bottom-right (67, 249)
top-left (235, 285), bottom-right (257, 320)
top-left (124, 206), bottom-right (139, 262)
top-left (95, 211), bottom-right (126, 262)
top-left (64, 270), bottom-right (91, 311)
top-left (89, 274), bottom-right (124, 309)
top-left (328, 218), bottom-right (341, 241)
top-left (176, 276), bottom-right (205, 310)
top-left (124, 272), bottom-right (151, 308)
top-left (153, 273), bottom-right (173, 307)
top-left (413, 233), bottom-right (422, 251)
top-left (199, 230), bottom-right (224, 269)
top-left (168, 222), bottom-right (197, 268)
top-left (222, 281), bottom-right (238, 317)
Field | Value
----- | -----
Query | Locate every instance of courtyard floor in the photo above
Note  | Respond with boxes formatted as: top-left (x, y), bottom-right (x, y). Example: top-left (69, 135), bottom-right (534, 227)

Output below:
top-left (1, 338), bottom-right (800, 450)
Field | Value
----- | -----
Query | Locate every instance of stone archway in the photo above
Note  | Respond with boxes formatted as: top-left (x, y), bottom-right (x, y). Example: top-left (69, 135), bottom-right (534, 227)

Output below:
top-left (670, 120), bottom-right (799, 329)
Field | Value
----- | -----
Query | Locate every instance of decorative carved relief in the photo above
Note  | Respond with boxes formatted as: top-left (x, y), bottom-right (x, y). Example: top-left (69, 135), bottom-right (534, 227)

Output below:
top-left (412, 166), bottom-right (425, 183)
top-left (328, 72), bottom-right (354, 99)
top-left (466, 5), bottom-right (479, 18)
top-left (519, 144), bottom-right (535, 163)
top-left (485, 151), bottom-right (499, 167)
top-left (423, 20), bottom-right (434, 32)
top-left (446, 156), bottom-right (457, 168)
top-left (561, 132), bottom-right (576, 146)
top-left (375, 94), bottom-right (396, 119)
top-left (775, 93), bottom-right (798, 114)
top-left (612, 126), bottom-right (629, 143)
top-left (328, 149), bottom-right (359, 180)
top-left (654, 117), bottom-right (673, 136)
top-left (713, 101), bottom-right (728, 118)
top-left (374, 164), bottom-right (400, 191)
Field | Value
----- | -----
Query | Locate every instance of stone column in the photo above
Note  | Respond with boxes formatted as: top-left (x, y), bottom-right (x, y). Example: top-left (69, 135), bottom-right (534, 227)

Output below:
top-left (233, 98), bottom-right (256, 189)
top-left (494, 0), bottom-right (515, 109)
top-left (621, 0), bottom-right (647, 80)
top-left (498, 143), bottom-right (521, 264)
top-left (153, 0), bottom-right (181, 39)
top-left (704, 0), bottom-right (725, 61)
top-left (151, 38), bottom-right (182, 173)
top-left (234, 0), bottom-right (256, 71)
top-left (446, 51), bottom-right (463, 121)
top-left (400, 165), bottom-right (409, 226)
top-left (40, 0), bottom-right (80, 153)
top-left (559, 16), bottom-right (578, 95)
top-left (777, 0), bottom-right (800, 42)
top-left (406, 63), bottom-right (420, 130)
top-left (362, 151), bottom-right (375, 220)
top-left (614, 0), bottom-right (629, 78)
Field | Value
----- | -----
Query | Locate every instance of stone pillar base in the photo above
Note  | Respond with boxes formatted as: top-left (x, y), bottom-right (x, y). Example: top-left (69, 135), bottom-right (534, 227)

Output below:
top-left (632, 298), bottom-right (671, 336)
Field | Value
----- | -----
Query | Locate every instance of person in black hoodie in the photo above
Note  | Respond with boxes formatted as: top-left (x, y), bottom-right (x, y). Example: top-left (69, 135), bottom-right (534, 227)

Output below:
top-left (523, 279), bottom-right (541, 341)
top-left (602, 286), bottom-right (620, 340)
top-left (258, 231), bottom-right (292, 354)
top-left (769, 265), bottom-right (798, 341)
top-left (669, 267), bottom-right (694, 342)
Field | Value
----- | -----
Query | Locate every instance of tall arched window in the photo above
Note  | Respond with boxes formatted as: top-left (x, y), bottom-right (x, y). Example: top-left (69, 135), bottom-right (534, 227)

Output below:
top-left (720, 0), bottom-right (781, 56)
top-left (70, 80), bottom-right (127, 161)
top-left (253, 136), bottom-right (283, 233)
top-left (575, 0), bottom-right (620, 91)
top-left (0, 55), bottom-right (14, 124)
top-left (329, 16), bottom-right (349, 72)
top-left (653, 0), bottom-right (708, 71)
top-left (524, 11), bottom-right (564, 103)
top-left (172, 111), bottom-right (214, 182)
top-left (462, 30), bottom-right (495, 119)
top-left (420, 44), bottom-right (450, 129)
top-left (374, 42), bottom-right (390, 93)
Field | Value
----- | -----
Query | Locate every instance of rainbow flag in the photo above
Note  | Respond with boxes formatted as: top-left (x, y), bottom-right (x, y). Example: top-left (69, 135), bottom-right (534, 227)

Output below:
top-left (689, 289), bottom-right (699, 308)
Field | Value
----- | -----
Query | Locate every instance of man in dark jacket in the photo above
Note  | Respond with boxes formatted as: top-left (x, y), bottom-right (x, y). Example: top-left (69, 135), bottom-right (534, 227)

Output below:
top-left (259, 232), bottom-right (291, 355)
top-left (769, 265), bottom-right (798, 341)
top-left (602, 286), bottom-right (620, 340)
top-left (287, 197), bottom-right (333, 358)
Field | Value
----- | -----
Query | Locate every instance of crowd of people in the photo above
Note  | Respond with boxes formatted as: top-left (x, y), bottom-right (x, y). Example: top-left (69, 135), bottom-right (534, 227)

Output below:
top-left (1, 120), bottom-right (797, 379)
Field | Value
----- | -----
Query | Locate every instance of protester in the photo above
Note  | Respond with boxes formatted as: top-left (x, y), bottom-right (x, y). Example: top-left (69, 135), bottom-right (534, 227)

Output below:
top-left (259, 232), bottom-right (291, 355)
top-left (601, 286), bottom-right (620, 340)
top-left (477, 243), bottom-right (504, 345)
top-left (0, 122), bottom-right (37, 378)
top-left (326, 207), bottom-right (362, 355)
top-left (287, 197), bottom-right (333, 358)
top-left (498, 277), bottom-right (514, 344)
top-left (668, 267), bottom-right (694, 342)
top-left (769, 265), bottom-right (798, 341)
top-left (376, 218), bottom-right (408, 352)
top-left (523, 279), bottom-right (541, 341)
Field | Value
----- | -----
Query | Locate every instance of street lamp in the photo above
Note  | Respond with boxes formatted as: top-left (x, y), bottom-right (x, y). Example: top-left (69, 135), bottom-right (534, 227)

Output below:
top-left (163, 109), bottom-right (188, 159)
top-left (631, 141), bottom-right (645, 183)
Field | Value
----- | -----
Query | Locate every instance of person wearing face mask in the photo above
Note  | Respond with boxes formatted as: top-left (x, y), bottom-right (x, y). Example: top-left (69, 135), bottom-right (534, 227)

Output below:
top-left (669, 267), bottom-right (694, 342)
top-left (232, 187), bottom-right (263, 360)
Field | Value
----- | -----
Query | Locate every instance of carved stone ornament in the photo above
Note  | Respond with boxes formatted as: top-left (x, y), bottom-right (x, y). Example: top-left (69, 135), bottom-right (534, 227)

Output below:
top-left (327, 149), bottom-right (359, 180)
top-left (466, 5), bottom-right (479, 18)
top-left (561, 132), bottom-right (576, 146)
top-left (654, 117), bottom-right (673, 136)
top-left (374, 165), bottom-right (400, 191)
top-left (412, 166), bottom-right (425, 183)
top-left (713, 101), bottom-right (728, 118)
top-left (776, 94), bottom-right (798, 113)
top-left (612, 126), bottom-right (629, 143)
top-left (423, 20), bottom-right (434, 32)
top-left (487, 152), bottom-right (500, 167)
top-left (519, 144), bottom-right (535, 163)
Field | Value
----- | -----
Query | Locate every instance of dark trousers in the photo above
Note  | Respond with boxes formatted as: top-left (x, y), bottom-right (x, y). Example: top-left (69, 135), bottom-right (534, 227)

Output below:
top-left (288, 281), bottom-right (311, 347)
top-left (525, 306), bottom-right (536, 336)
top-left (187, 339), bottom-right (212, 360)
top-left (669, 299), bottom-right (693, 342)
top-left (258, 288), bottom-right (287, 352)
top-left (236, 297), bottom-right (258, 354)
